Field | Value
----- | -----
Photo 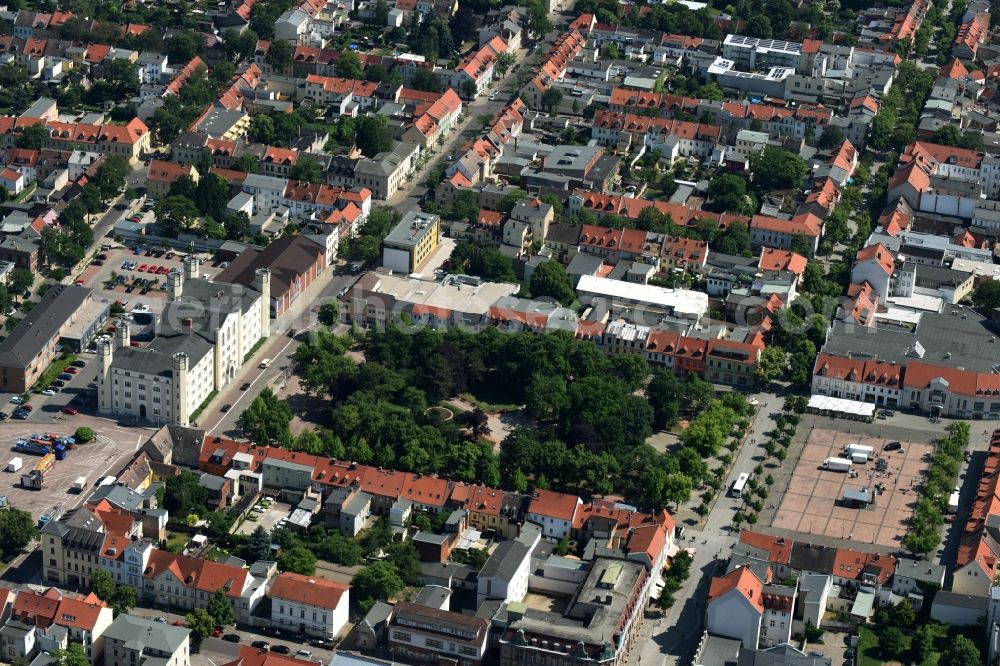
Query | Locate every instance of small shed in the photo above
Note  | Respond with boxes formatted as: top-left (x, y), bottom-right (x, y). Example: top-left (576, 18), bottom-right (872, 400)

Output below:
top-left (843, 487), bottom-right (871, 508)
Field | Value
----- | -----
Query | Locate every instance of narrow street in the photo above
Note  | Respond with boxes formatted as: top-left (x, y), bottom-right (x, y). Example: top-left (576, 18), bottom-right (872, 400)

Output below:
top-left (629, 391), bottom-right (786, 666)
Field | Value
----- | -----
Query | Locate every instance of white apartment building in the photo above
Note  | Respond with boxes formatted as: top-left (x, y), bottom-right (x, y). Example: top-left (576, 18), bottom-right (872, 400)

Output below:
top-left (98, 260), bottom-right (269, 426)
top-left (268, 572), bottom-right (350, 639)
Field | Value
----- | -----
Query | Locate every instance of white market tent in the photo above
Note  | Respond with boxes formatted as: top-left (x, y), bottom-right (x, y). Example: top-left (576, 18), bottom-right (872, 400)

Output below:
top-left (807, 395), bottom-right (876, 422)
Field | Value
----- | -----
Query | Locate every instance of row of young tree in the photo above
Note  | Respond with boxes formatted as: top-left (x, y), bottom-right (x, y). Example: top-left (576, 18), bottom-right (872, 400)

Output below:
top-left (903, 422), bottom-right (969, 555)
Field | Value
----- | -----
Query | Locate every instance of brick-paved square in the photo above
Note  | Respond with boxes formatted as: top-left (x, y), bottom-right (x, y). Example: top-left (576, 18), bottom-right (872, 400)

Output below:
top-left (772, 428), bottom-right (934, 548)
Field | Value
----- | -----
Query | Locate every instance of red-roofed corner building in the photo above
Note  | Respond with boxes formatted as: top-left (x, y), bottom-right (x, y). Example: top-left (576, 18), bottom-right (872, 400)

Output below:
top-left (850, 243), bottom-right (895, 301)
top-left (6, 588), bottom-right (114, 664)
top-left (268, 572), bottom-right (349, 639)
top-left (527, 489), bottom-right (582, 539)
top-left (758, 248), bottom-right (807, 285)
top-left (749, 213), bottom-right (822, 257)
top-left (142, 550), bottom-right (274, 624)
top-left (707, 566), bottom-right (764, 649)
top-left (0, 167), bottom-right (25, 195)
top-left (953, 12), bottom-right (990, 60)
top-left (146, 160), bottom-right (199, 200)
top-left (445, 37), bottom-right (506, 99)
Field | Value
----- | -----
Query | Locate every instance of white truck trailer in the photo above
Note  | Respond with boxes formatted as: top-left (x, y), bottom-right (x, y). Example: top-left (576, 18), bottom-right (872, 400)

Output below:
top-left (823, 457), bottom-right (853, 472)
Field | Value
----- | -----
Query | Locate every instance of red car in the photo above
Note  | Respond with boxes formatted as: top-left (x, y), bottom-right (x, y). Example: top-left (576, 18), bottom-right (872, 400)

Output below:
top-left (157, 266), bottom-right (170, 274)
top-left (73, 279), bottom-right (85, 285)
top-left (22, 405), bottom-right (32, 412)
top-left (212, 628), bottom-right (223, 638)
top-left (138, 264), bottom-right (148, 272)
top-left (146, 264), bottom-right (158, 273)
top-left (62, 407), bottom-right (78, 415)
top-left (64, 367), bottom-right (78, 374)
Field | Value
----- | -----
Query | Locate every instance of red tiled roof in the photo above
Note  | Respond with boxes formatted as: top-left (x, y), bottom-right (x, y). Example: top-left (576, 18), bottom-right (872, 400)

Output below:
top-left (269, 572), bottom-right (348, 610)
top-left (750, 213), bottom-right (821, 238)
top-left (738, 531), bottom-right (793, 565)
top-left (146, 159), bottom-right (194, 183)
top-left (855, 243), bottom-right (894, 276)
top-left (758, 248), bottom-right (807, 275)
top-left (708, 566), bottom-right (763, 612)
top-left (528, 489), bottom-right (580, 521)
top-left (224, 646), bottom-right (317, 666)
top-left (939, 57), bottom-right (969, 79)
top-left (888, 161), bottom-right (930, 193)
top-left (144, 550), bottom-right (248, 598)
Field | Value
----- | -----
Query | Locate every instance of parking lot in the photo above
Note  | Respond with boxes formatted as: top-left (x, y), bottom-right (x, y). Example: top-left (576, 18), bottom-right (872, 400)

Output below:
top-left (771, 427), bottom-right (934, 548)
top-left (0, 425), bottom-right (144, 520)
top-left (76, 243), bottom-right (225, 317)
top-left (235, 500), bottom-right (292, 535)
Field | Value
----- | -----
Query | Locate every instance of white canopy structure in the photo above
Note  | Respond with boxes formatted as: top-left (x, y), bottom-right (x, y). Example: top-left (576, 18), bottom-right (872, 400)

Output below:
top-left (807, 395), bottom-right (876, 422)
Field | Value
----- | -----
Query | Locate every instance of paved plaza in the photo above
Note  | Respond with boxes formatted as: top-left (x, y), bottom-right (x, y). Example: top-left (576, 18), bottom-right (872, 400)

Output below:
top-left (772, 428), bottom-right (933, 548)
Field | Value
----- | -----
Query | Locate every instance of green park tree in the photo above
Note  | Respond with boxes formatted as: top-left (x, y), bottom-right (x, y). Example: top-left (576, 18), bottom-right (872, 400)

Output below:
top-left (528, 261), bottom-right (576, 306)
top-left (939, 635), bottom-right (982, 666)
top-left (278, 545), bottom-right (317, 575)
top-left (0, 508), bottom-right (37, 559)
top-left (52, 643), bottom-right (90, 666)
top-left (238, 388), bottom-right (293, 446)
top-left (207, 587), bottom-right (237, 626)
top-left (750, 146), bottom-right (808, 191)
top-left (352, 561), bottom-right (404, 611)
top-left (186, 608), bottom-right (216, 649)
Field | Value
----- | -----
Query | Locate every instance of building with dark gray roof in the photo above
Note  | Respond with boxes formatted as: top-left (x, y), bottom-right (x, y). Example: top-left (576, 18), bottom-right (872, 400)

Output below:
top-left (736, 644), bottom-right (831, 665)
top-left (0, 284), bottom-right (96, 393)
top-left (103, 614), bottom-right (190, 666)
top-left (477, 540), bottom-right (532, 606)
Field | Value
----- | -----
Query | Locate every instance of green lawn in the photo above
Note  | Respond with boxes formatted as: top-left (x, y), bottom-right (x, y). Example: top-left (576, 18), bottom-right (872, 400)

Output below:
top-left (164, 532), bottom-right (188, 553)
top-left (461, 386), bottom-right (520, 413)
top-left (857, 626), bottom-right (880, 666)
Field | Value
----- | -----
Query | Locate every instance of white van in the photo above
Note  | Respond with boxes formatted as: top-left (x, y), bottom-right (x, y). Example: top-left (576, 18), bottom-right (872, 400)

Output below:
top-left (259, 358), bottom-right (272, 369)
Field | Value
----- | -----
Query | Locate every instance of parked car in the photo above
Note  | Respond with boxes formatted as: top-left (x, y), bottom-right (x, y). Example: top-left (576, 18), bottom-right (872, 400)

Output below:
top-left (0, 412), bottom-right (8, 421)
top-left (64, 367), bottom-right (78, 374)
top-left (251, 641), bottom-right (270, 650)
top-left (884, 441), bottom-right (902, 451)
top-left (11, 410), bottom-right (27, 420)
top-left (221, 404), bottom-right (232, 413)
top-left (223, 634), bottom-right (241, 643)
top-left (53, 380), bottom-right (65, 387)
top-left (154, 617), bottom-right (167, 623)
top-left (10, 396), bottom-right (22, 404)
top-left (58, 373), bottom-right (73, 381)
top-left (270, 646), bottom-right (290, 655)
top-left (21, 405), bottom-right (32, 412)
top-left (62, 407), bottom-right (78, 415)
top-left (295, 650), bottom-right (312, 659)
top-left (241, 382), bottom-right (251, 390)
top-left (41, 389), bottom-right (56, 396)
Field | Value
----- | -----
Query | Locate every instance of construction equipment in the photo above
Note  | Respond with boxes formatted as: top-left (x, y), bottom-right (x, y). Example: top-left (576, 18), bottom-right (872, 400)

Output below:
top-left (15, 440), bottom-right (52, 456)
top-left (20, 453), bottom-right (55, 490)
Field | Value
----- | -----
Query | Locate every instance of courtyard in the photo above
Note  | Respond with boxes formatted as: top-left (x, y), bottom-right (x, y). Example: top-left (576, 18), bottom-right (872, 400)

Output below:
top-left (771, 428), bottom-right (934, 548)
